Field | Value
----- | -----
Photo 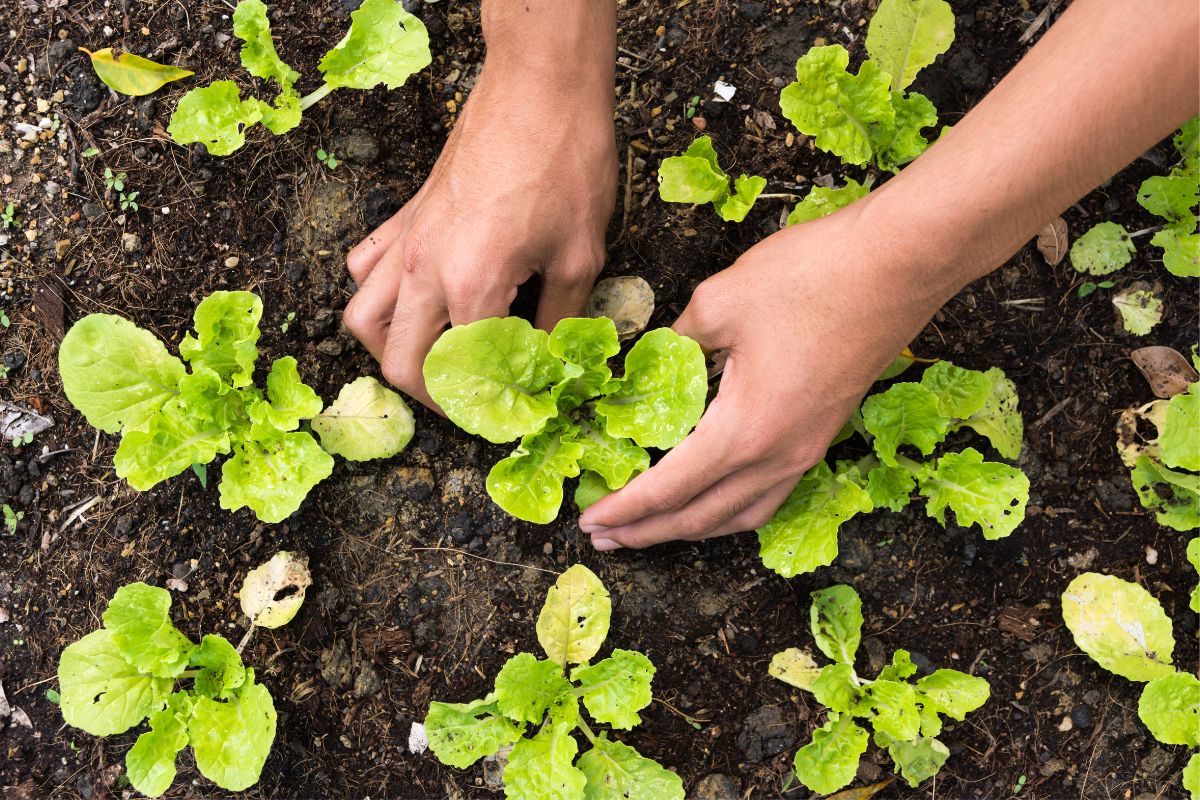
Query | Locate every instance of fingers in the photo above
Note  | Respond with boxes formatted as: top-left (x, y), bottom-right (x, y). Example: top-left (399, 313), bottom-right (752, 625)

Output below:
top-left (534, 256), bottom-right (600, 331)
top-left (379, 281), bottom-right (449, 409)
top-left (346, 211), bottom-right (410, 285)
top-left (342, 245), bottom-right (407, 361)
top-left (707, 480), bottom-right (797, 538)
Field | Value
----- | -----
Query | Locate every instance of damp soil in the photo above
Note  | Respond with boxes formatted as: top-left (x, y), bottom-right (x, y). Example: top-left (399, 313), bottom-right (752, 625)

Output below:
top-left (0, 1), bottom-right (1196, 799)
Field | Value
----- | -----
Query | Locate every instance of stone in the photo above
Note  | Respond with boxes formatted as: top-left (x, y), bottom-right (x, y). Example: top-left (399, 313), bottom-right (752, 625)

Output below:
top-left (121, 232), bottom-right (140, 253)
top-left (692, 773), bottom-right (740, 800)
top-left (342, 129), bottom-right (380, 164)
top-left (586, 276), bottom-right (655, 340)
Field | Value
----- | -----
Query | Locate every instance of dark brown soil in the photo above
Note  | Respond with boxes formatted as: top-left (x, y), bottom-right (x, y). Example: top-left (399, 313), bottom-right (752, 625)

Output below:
top-left (1, 1), bottom-right (1196, 799)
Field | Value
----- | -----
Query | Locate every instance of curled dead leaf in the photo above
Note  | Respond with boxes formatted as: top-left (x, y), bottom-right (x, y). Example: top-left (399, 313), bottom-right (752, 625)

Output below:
top-left (1130, 346), bottom-right (1198, 399)
top-left (238, 551), bottom-right (311, 629)
top-left (1115, 400), bottom-right (1168, 467)
top-left (1036, 216), bottom-right (1069, 266)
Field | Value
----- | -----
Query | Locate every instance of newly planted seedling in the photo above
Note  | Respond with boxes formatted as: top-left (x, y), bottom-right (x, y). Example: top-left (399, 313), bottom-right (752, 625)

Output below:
top-left (657, 135), bottom-right (767, 222)
top-left (58, 290), bottom-right (415, 522)
top-left (423, 316), bottom-right (707, 523)
top-left (1, 202), bottom-right (16, 229)
top-left (425, 564), bottom-right (684, 800)
top-left (2, 504), bottom-right (21, 534)
top-left (1062, 572), bottom-right (1199, 798)
top-left (758, 361), bottom-right (1029, 577)
top-left (771, 585), bottom-right (990, 793)
top-left (786, 177), bottom-right (873, 225)
top-left (103, 167), bottom-right (127, 193)
top-left (169, 0), bottom-right (430, 156)
top-left (315, 148), bottom-right (339, 169)
top-left (119, 190), bottom-right (140, 212)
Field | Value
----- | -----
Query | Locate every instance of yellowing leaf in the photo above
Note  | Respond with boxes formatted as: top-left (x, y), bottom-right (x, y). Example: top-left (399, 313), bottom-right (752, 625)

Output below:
top-left (536, 564), bottom-right (611, 667)
top-left (81, 48), bottom-right (193, 97)
top-left (769, 647), bottom-right (822, 692)
top-left (238, 551), bottom-right (311, 629)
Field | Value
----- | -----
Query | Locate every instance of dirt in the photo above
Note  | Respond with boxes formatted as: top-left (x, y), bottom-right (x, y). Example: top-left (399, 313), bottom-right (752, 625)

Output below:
top-left (1, 1), bottom-right (1197, 799)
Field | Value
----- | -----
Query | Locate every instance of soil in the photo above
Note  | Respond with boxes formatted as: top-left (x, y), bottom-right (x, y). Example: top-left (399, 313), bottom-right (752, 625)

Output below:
top-left (1, 0), bottom-right (1197, 799)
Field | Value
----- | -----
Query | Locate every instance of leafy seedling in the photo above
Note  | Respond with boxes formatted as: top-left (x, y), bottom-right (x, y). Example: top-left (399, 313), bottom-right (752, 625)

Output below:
top-left (1062, 571), bottom-right (1199, 798)
top-left (58, 290), bottom-right (415, 522)
top-left (1, 203), bottom-right (16, 229)
top-left (169, 0), bottom-right (430, 156)
top-left (423, 316), bottom-right (707, 523)
top-left (2, 504), bottom-right (22, 534)
top-left (425, 564), bottom-right (684, 800)
top-left (786, 177), bottom-right (873, 225)
top-left (0, 308), bottom-right (9, 328)
top-left (1115, 373), bottom-right (1199, 530)
top-left (103, 168), bottom-right (127, 193)
top-left (1076, 279), bottom-right (1114, 298)
top-left (81, 146), bottom-right (100, 158)
top-left (119, 190), bottom-right (140, 212)
top-left (771, 585), bottom-right (989, 793)
top-left (685, 94), bottom-right (701, 119)
top-left (280, 311), bottom-right (296, 332)
top-left (315, 149), bottom-right (339, 169)
top-left (757, 361), bottom-right (1029, 578)
top-left (81, 47), bottom-right (193, 96)
top-left (658, 136), bottom-right (767, 222)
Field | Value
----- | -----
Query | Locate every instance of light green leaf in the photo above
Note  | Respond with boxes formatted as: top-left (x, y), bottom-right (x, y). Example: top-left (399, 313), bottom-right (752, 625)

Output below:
top-left (233, 0), bottom-right (301, 135)
top-left (536, 564), bottom-right (611, 667)
top-left (887, 736), bottom-right (950, 788)
top-left (873, 90), bottom-right (937, 172)
top-left (1151, 223), bottom-right (1200, 278)
top-left (102, 583), bottom-right (196, 678)
top-left (318, 0), bottom-right (431, 91)
top-left (58, 629), bottom-right (173, 736)
top-left (866, 462), bottom-right (916, 511)
top-left (769, 648), bottom-right (822, 692)
top-left (188, 672), bottom-right (276, 792)
top-left (862, 382), bottom-right (949, 466)
top-left (572, 649), bottom-right (655, 730)
top-left (812, 663), bottom-right (860, 714)
top-left (1070, 222), bottom-right (1135, 275)
top-left (59, 313), bottom-right (186, 434)
top-left (1129, 454), bottom-right (1200, 531)
top-left (424, 317), bottom-right (563, 444)
top-left (218, 432), bottom-right (335, 523)
top-left (576, 418), bottom-right (650, 491)
top-left (1184, 752), bottom-right (1200, 800)
top-left (920, 361), bottom-right (991, 419)
top-left (1061, 572), bottom-right (1176, 681)
top-left (504, 723), bottom-right (587, 800)
top-left (1176, 117), bottom-right (1200, 163)
top-left (862, 679), bottom-right (920, 741)
top-left (757, 461), bottom-right (873, 578)
top-left (189, 634), bottom-right (247, 700)
top-left (657, 136), bottom-right (729, 205)
top-left (311, 376), bottom-right (414, 460)
top-left (494, 653), bottom-right (572, 724)
top-left (250, 356), bottom-right (323, 432)
top-left (1188, 537), bottom-right (1200, 613)
top-left (425, 694), bottom-right (521, 768)
top-left (865, 0), bottom-right (955, 91)
top-left (919, 448), bottom-right (1028, 539)
top-left (114, 399), bottom-right (229, 491)
top-left (787, 179), bottom-right (870, 225)
top-left (125, 692), bottom-right (193, 798)
top-left (577, 736), bottom-right (685, 800)
top-left (780, 46), bottom-right (894, 166)
top-left (915, 669), bottom-right (990, 720)
top-left (168, 81), bottom-right (264, 156)
top-left (1137, 173), bottom-right (1199, 223)
top-left (238, 550), bottom-right (311, 629)
top-left (81, 47), bottom-right (193, 97)
top-left (575, 470), bottom-right (613, 512)
top-left (487, 422), bottom-right (585, 524)
top-left (715, 174), bottom-right (767, 222)
top-left (878, 649), bottom-right (918, 682)
top-left (793, 716), bottom-right (869, 795)
top-left (1161, 383), bottom-right (1199, 471)
top-left (810, 584), bottom-right (864, 665)
top-left (1112, 286), bottom-right (1164, 336)
top-left (177, 367), bottom-right (247, 432)
top-left (549, 317), bottom-right (620, 401)
top-left (955, 367), bottom-right (1023, 459)
top-left (179, 291), bottom-right (263, 388)
top-left (595, 328), bottom-right (708, 449)
top-left (1137, 672), bottom-right (1199, 746)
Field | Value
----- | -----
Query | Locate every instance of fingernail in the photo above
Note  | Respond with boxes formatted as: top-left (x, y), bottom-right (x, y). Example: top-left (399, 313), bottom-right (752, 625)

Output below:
top-left (591, 538), bottom-right (623, 552)
top-left (580, 523), bottom-right (608, 535)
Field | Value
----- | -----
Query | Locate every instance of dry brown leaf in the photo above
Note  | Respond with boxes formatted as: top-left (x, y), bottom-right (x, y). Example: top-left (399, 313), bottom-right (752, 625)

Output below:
top-left (1036, 216), bottom-right (1069, 265)
top-left (1130, 346), bottom-right (1198, 399)
top-left (827, 777), bottom-right (897, 800)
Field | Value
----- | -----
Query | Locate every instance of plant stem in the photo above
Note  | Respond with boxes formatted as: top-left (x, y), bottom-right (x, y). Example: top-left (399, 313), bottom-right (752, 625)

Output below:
top-left (758, 192), bottom-right (803, 200)
top-left (299, 84), bottom-right (334, 111)
top-left (1127, 224), bottom-right (1164, 239)
top-left (576, 716), bottom-right (598, 744)
top-left (894, 454), bottom-right (925, 476)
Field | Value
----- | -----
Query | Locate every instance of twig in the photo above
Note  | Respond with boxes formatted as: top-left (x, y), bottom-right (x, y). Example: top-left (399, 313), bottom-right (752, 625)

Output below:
top-left (410, 547), bottom-right (560, 575)
top-left (59, 495), bottom-right (102, 532)
top-left (1018, 0), bottom-right (1061, 44)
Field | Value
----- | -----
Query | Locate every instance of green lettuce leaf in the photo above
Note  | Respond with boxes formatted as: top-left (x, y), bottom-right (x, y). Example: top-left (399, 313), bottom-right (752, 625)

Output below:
top-left (233, 0), bottom-right (301, 135)
top-left (179, 291), bottom-right (263, 388)
top-left (1061, 572), bottom-right (1176, 681)
top-left (190, 634), bottom-right (247, 700)
top-left (487, 422), bottom-right (585, 524)
top-left (503, 723), bottom-right (587, 800)
top-left (188, 671), bottom-right (276, 792)
top-left (657, 136), bottom-right (730, 206)
top-left (536, 564), bottom-right (611, 667)
top-left (1188, 537), bottom-right (1200, 613)
top-left (1070, 222), bottom-right (1135, 275)
top-left (311, 376), bottom-right (415, 461)
top-left (792, 715), bottom-right (869, 794)
top-left (878, 649), bottom-right (918, 682)
top-left (915, 669), bottom-right (990, 720)
top-left (318, 0), bottom-right (431, 91)
top-left (177, 367), bottom-right (247, 432)
top-left (59, 313), bottom-right (186, 434)
top-left (787, 179), bottom-right (870, 225)
top-left (812, 663), bottom-right (860, 714)
top-left (861, 679), bottom-right (920, 741)
top-left (114, 399), bottom-right (229, 491)
top-left (1129, 454), bottom-right (1199, 531)
top-left (575, 470), bottom-right (614, 512)
top-left (249, 356), bottom-right (323, 433)
top-left (862, 382), bottom-right (949, 466)
top-left (1137, 672), bottom-right (1199, 747)
top-left (494, 653), bottom-right (572, 725)
top-left (1137, 173), bottom-right (1199, 223)
top-left (1185, 751), bottom-right (1200, 800)
top-left (549, 317), bottom-right (620, 402)
top-left (125, 691), bottom-right (193, 798)
top-left (425, 694), bottom-right (521, 768)
top-left (865, 0), bottom-right (955, 91)
top-left (168, 81), bottom-right (264, 157)
top-left (887, 736), bottom-right (950, 788)
top-left (1160, 383), bottom-right (1199, 471)
top-left (424, 317), bottom-right (563, 444)
top-left (595, 328), bottom-right (708, 449)
top-left (769, 648), bottom-right (823, 692)
top-left (873, 90), bottom-right (938, 171)
top-left (102, 583), bottom-right (196, 678)
top-left (577, 736), bottom-right (685, 800)
top-left (1175, 116), bottom-right (1199, 163)
top-left (757, 461), bottom-right (873, 578)
top-left (954, 366), bottom-right (1023, 460)
top-left (920, 361), bottom-right (991, 420)
top-left (918, 448), bottom-right (1028, 539)
top-left (715, 174), bottom-right (767, 223)
top-left (571, 649), bottom-right (655, 730)
top-left (865, 462), bottom-right (915, 511)
top-left (1151, 222), bottom-right (1200, 278)
top-left (58, 628), bottom-right (173, 736)
top-left (576, 418), bottom-right (650, 491)
top-left (218, 432), bottom-right (335, 523)
top-left (810, 585), bottom-right (864, 665)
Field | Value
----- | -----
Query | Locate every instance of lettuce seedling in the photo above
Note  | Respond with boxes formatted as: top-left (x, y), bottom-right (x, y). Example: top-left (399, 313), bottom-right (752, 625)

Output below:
top-left (425, 564), bottom-right (684, 800)
top-left (770, 585), bottom-right (989, 793)
top-left (423, 316), bottom-right (707, 523)
top-left (1062, 572), bottom-right (1199, 799)
top-left (757, 361), bottom-right (1029, 578)
top-left (58, 290), bottom-right (414, 522)
top-left (657, 136), bottom-right (767, 222)
top-left (1116, 373), bottom-right (1199, 531)
top-left (785, 177), bottom-right (873, 226)
top-left (168, 0), bottom-right (430, 155)
top-left (779, 0), bottom-right (953, 172)
top-left (57, 581), bottom-right (287, 796)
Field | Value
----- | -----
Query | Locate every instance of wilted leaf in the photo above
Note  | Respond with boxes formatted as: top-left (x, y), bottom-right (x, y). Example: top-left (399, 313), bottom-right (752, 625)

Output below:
top-left (827, 776), bottom-right (898, 800)
top-left (238, 551), bottom-right (311, 629)
top-left (81, 48), bottom-right (193, 97)
top-left (1036, 216), bottom-right (1069, 266)
top-left (1131, 346), bottom-right (1199, 399)
top-left (1112, 283), bottom-right (1164, 336)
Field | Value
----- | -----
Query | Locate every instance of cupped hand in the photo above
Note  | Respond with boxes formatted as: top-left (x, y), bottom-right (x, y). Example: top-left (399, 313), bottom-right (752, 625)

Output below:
top-left (343, 68), bottom-right (617, 408)
top-left (579, 197), bottom-right (960, 550)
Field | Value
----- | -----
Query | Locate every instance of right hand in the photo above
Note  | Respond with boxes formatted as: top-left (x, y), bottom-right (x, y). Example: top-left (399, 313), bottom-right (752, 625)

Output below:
top-left (343, 67), bottom-right (617, 408)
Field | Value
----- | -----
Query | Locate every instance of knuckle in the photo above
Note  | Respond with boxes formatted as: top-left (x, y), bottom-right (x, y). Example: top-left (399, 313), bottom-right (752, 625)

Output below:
top-left (380, 359), bottom-right (419, 392)
top-left (342, 298), bottom-right (372, 335)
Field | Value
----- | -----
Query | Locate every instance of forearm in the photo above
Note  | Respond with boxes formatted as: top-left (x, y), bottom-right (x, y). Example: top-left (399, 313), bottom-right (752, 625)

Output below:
top-left (868, 0), bottom-right (1199, 300)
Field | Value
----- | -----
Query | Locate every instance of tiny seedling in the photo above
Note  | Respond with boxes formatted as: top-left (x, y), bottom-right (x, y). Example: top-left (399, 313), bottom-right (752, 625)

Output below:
top-left (423, 316), bottom-right (707, 523)
top-left (757, 360), bottom-right (1029, 578)
top-left (119, 190), bottom-right (140, 212)
top-left (684, 94), bottom-right (701, 119)
top-left (1076, 279), bottom-right (1115, 298)
top-left (81, 146), bottom-right (100, 158)
top-left (11, 431), bottom-right (33, 447)
top-left (770, 585), bottom-right (990, 793)
top-left (280, 311), bottom-right (296, 332)
top-left (1, 202), bottom-right (16, 229)
top-left (657, 135), bottom-right (766, 222)
top-left (59, 291), bottom-right (415, 522)
top-left (103, 167), bottom-right (127, 193)
top-left (315, 149), bottom-right (339, 170)
top-left (169, 0), bottom-right (430, 156)
top-left (425, 564), bottom-right (684, 800)
top-left (1013, 775), bottom-right (1028, 795)
top-left (0, 308), bottom-right (9, 328)
top-left (1062, 570), bottom-right (1200, 798)
top-left (2, 504), bottom-right (22, 534)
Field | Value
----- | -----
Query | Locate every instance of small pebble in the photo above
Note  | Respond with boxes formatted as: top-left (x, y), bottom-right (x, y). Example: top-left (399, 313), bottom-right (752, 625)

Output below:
top-left (691, 115), bottom-right (707, 131)
top-left (1144, 546), bottom-right (1157, 565)
top-left (224, 256), bottom-right (240, 268)
top-left (1057, 715), bottom-right (1073, 732)
top-left (1071, 705), bottom-right (1094, 729)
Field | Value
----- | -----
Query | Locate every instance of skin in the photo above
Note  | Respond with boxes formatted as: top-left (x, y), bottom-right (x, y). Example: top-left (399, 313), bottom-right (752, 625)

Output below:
top-left (347, 0), bottom-right (1199, 550)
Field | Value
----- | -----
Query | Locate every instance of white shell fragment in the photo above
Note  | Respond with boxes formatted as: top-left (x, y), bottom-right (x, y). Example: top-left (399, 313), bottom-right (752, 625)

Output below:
top-left (587, 276), bottom-right (656, 341)
top-left (712, 80), bottom-right (736, 102)
top-left (238, 551), bottom-right (312, 629)
top-left (408, 722), bottom-right (428, 754)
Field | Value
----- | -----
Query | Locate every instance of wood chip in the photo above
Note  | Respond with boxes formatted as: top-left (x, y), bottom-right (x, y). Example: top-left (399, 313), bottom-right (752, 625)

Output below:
top-left (1130, 345), bottom-right (1198, 398)
top-left (1036, 216), bottom-right (1069, 265)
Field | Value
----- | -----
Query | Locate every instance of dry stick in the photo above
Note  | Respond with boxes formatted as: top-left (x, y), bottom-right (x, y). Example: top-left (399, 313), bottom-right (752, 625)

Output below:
top-left (236, 625), bottom-right (256, 655)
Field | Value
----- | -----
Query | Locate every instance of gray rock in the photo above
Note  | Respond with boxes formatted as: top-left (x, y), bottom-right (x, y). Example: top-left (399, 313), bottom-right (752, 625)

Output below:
top-left (342, 129), bottom-right (380, 164)
top-left (735, 706), bottom-right (793, 762)
top-left (1139, 745), bottom-right (1174, 778)
top-left (692, 773), bottom-right (740, 800)
top-left (81, 202), bottom-right (102, 220)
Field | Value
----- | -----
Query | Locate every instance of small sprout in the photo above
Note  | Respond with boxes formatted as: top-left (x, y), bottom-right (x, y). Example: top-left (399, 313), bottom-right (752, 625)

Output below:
top-left (103, 168), bottom-right (127, 192)
top-left (238, 551), bottom-right (311, 629)
top-left (0, 308), bottom-right (10, 328)
top-left (3, 504), bottom-right (22, 534)
top-left (81, 146), bottom-right (100, 158)
top-left (685, 94), bottom-right (701, 119)
top-left (191, 462), bottom-right (208, 488)
top-left (280, 310), bottom-right (296, 332)
top-left (12, 432), bottom-right (34, 447)
top-left (1013, 775), bottom-right (1027, 795)
top-left (316, 148), bottom-right (339, 169)
top-left (46, 688), bottom-right (61, 704)
top-left (1076, 279), bottom-right (1114, 298)
top-left (1, 203), bottom-right (16, 229)
top-left (119, 190), bottom-right (140, 212)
